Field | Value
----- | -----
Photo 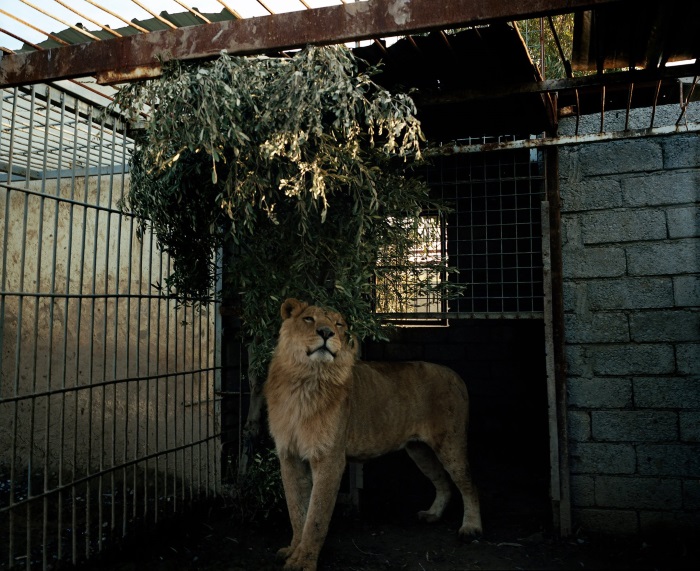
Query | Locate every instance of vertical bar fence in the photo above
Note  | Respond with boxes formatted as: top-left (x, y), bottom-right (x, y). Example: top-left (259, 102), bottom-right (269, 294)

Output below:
top-left (0, 84), bottom-right (222, 569)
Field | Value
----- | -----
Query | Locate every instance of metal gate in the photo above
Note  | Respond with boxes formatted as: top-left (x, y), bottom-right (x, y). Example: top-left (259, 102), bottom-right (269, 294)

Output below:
top-left (379, 143), bottom-right (547, 321)
top-left (0, 84), bottom-right (221, 569)
top-left (429, 145), bottom-right (546, 317)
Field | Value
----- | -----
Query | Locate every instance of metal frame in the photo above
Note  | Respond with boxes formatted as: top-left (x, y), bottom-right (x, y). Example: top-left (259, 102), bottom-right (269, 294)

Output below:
top-left (426, 76), bottom-right (700, 155)
top-left (382, 143), bottom-right (571, 534)
top-left (0, 0), bottom-right (621, 87)
top-left (393, 143), bottom-right (546, 320)
top-left (0, 83), bottom-right (221, 569)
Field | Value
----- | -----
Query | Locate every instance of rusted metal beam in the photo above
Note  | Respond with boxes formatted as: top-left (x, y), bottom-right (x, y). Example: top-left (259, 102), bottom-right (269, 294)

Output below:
top-left (426, 121), bottom-right (700, 154)
top-left (416, 61), bottom-right (700, 106)
top-left (0, 0), bottom-right (624, 87)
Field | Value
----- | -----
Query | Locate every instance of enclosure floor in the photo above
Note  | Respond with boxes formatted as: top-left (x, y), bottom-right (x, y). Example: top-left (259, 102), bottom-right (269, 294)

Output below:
top-left (78, 502), bottom-right (697, 571)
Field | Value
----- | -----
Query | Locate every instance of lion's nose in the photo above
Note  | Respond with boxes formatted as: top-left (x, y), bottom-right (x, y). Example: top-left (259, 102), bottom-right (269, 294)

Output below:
top-left (317, 326), bottom-right (334, 340)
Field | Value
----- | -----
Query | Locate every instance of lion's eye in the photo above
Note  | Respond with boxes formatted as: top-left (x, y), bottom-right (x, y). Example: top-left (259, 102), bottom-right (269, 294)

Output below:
top-left (303, 316), bottom-right (314, 323)
top-left (336, 322), bottom-right (345, 328)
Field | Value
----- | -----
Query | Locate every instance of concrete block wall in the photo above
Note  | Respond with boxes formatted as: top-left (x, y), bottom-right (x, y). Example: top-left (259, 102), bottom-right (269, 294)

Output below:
top-left (559, 132), bottom-right (700, 536)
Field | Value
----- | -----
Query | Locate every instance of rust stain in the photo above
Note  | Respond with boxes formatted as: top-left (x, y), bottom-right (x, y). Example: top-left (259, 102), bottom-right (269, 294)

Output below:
top-left (1, 0), bottom-right (623, 88)
top-left (97, 64), bottom-right (163, 85)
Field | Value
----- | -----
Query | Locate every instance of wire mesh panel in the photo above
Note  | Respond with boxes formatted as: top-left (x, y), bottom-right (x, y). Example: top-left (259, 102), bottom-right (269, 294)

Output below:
top-left (431, 146), bottom-right (546, 317)
top-left (378, 143), bottom-right (546, 320)
top-left (374, 215), bottom-right (446, 316)
top-left (0, 84), bottom-right (221, 569)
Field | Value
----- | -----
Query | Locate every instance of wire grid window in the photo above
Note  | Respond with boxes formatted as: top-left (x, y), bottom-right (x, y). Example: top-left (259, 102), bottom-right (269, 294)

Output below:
top-left (430, 145), bottom-right (546, 317)
top-left (0, 84), bottom-right (222, 569)
top-left (374, 215), bottom-right (445, 315)
top-left (377, 143), bottom-right (546, 320)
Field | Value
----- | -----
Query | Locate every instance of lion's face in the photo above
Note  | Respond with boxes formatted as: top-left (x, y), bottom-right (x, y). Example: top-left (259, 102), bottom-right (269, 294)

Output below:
top-left (276, 298), bottom-right (355, 366)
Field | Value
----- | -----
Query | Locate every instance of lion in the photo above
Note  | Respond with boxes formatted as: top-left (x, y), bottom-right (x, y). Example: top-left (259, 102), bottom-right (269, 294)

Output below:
top-left (264, 298), bottom-right (482, 571)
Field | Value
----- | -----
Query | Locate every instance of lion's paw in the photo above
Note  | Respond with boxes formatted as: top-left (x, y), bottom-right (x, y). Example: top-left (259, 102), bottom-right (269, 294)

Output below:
top-left (276, 546), bottom-right (294, 561)
top-left (417, 510), bottom-right (441, 524)
top-left (282, 554), bottom-right (317, 571)
top-left (458, 524), bottom-right (483, 543)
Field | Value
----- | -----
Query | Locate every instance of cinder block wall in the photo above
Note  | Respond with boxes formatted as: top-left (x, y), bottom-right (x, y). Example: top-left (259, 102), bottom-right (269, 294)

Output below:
top-left (559, 133), bottom-right (700, 535)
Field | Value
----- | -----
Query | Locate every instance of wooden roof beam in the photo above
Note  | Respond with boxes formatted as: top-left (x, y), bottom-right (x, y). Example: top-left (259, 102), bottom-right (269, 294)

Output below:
top-left (0, 0), bottom-right (623, 88)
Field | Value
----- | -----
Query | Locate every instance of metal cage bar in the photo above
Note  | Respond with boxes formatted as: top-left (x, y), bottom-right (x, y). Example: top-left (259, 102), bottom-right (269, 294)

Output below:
top-left (0, 84), bottom-right (221, 569)
top-left (378, 141), bottom-right (546, 321)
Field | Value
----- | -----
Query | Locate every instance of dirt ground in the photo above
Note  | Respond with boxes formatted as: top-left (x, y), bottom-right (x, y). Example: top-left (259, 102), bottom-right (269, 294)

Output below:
top-left (75, 444), bottom-right (696, 571)
top-left (75, 448), bottom-right (699, 571)
top-left (80, 499), bottom-right (697, 571)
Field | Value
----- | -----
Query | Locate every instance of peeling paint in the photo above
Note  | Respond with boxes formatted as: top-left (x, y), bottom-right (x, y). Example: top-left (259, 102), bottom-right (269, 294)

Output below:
top-left (352, 1), bottom-right (371, 15)
top-left (387, 0), bottom-right (412, 26)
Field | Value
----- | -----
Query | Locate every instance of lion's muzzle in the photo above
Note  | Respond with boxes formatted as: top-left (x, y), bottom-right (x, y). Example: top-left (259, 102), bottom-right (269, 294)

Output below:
top-left (307, 326), bottom-right (338, 360)
top-left (318, 326), bottom-right (335, 340)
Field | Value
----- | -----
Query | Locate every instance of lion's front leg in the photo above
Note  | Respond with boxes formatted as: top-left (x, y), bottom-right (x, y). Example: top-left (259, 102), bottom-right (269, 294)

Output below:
top-left (283, 452), bottom-right (346, 571)
top-left (278, 454), bottom-right (312, 561)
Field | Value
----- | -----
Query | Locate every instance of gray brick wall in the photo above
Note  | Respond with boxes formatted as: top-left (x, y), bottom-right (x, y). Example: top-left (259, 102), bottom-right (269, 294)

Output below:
top-left (560, 128), bottom-right (700, 536)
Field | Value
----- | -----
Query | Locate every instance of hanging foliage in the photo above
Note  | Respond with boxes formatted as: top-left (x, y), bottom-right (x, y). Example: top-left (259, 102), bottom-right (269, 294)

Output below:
top-left (111, 45), bottom-right (459, 374)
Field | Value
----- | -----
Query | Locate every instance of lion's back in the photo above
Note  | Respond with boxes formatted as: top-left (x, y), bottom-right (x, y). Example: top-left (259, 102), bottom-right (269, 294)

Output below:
top-left (345, 361), bottom-right (469, 459)
top-left (353, 360), bottom-right (467, 400)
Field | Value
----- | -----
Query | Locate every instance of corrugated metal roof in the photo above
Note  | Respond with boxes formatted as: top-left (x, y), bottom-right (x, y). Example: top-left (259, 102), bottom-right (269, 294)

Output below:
top-left (23, 7), bottom-right (243, 50)
top-left (0, 0), bottom-right (698, 170)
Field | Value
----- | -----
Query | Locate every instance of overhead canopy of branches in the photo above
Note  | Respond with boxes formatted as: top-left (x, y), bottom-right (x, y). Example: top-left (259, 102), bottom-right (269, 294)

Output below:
top-left (112, 45), bottom-right (458, 372)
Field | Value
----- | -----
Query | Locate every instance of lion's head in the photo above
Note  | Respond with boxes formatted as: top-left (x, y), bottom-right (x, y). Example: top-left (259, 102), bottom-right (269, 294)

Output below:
top-left (274, 298), bottom-right (357, 369)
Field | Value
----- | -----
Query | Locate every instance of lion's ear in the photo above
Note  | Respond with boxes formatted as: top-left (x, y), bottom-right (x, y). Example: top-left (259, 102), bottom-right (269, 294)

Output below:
top-left (347, 333), bottom-right (361, 358)
top-left (280, 298), bottom-right (308, 320)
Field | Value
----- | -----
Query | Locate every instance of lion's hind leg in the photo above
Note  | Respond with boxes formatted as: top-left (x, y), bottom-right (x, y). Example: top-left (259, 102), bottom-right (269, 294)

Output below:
top-left (433, 443), bottom-right (482, 539)
top-left (405, 441), bottom-right (452, 523)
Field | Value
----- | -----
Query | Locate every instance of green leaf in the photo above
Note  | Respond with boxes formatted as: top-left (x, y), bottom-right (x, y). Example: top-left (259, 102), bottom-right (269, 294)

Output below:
top-left (108, 45), bottom-right (460, 375)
